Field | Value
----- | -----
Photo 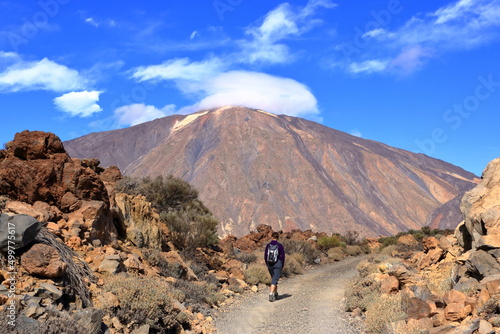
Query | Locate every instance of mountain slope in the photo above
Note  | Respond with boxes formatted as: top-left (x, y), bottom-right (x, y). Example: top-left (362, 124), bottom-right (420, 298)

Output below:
top-left (65, 106), bottom-right (478, 237)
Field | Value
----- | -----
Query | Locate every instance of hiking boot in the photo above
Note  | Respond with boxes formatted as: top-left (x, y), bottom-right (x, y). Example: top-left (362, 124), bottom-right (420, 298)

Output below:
top-left (269, 293), bottom-right (275, 302)
top-left (274, 292), bottom-right (278, 300)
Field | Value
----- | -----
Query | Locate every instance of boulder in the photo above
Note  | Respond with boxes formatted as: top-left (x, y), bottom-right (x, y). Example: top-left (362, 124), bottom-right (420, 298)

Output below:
top-left (21, 243), bottom-right (67, 278)
top-left (0, 131), bottom-right (109, 207)
top-left (0, 214), bottom-right (43, 252)
top-left (397, 234), bottom-right (419, 248)
top-left (481, 274), bottom-right (500, 294)
top-left (443, 289), bottom-right (466, 305)
top-left (478, 319), bottom-right (494, 334)
top-left (466, 250), bottom-right (500, 278)
top-left (444, 301), bottom-right (471, 321)
top-left (380, 275), bottom-right (399, 294)
top-left (406, 297), bottom-right (431, 319)
top-left (423, 237), bottom-right (440, 251)
top-left (98, 255), bottom-right (122, 275)
top-left (36, 283), bottom-right (63, 300)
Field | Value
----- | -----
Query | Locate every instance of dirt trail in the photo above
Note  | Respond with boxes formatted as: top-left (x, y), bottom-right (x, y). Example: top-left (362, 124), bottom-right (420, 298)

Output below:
top-left (213, 256), bottom-right (366, 334)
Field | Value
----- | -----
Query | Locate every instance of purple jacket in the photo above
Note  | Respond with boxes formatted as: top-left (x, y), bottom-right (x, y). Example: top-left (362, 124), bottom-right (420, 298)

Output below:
top-left (264, 240), bottom-right (285, 266)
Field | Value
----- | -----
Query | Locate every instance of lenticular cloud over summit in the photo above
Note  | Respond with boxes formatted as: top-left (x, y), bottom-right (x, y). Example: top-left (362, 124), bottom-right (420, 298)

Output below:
top-left (180, 70), bottom-right (319, 118)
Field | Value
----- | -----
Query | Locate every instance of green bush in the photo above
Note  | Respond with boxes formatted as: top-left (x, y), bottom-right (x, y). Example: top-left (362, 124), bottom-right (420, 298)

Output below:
top-left (103, 275), bottom-right (181, 333)
top-left (317, 235), bottom-right (345, 250)
top-left (117, 175), bottom-right (219, 252)
top-left (161, 208), bottom-right (218, 252)
top-left (379, 236), bottom-right (398, 249)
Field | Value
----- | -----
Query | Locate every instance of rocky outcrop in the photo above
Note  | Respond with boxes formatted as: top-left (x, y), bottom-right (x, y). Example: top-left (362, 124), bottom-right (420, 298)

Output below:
top-left (113, 193), bottom-right (163, 249)
top-left (0, 131), bottom-right (120, 246)
top-left (0, 131), bottom-right (109, 207)
top-left (459, 157), bottom-right (500, 250)
top-left (64, 107), bottom-right (479, 237)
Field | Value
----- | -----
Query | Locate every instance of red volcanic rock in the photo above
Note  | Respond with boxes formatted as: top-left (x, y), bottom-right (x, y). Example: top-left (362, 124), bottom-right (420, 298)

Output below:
top-left (0, 130), bottom-right (109, 209)
top-left (21, 243), bottom-right (67, 278)
top-left (6, 130), bottom-right (66, 160)
top-left (64, 107), bottom-right (479, 237)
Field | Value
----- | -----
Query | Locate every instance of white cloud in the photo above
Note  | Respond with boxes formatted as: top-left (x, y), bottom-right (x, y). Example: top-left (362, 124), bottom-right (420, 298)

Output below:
top-left (54, 91), bottom-right (102, 117)
top-left (190, 31), bottom-right (198, 40)
top-left (433, 0), bottom-right (475, 24)
top-left (392, 0), bottom-right (500, 49)
top-left (114, 103), bottom-right (176, 126)
top-left (131, 57), bottom-right (225, 82)
top-left (0, 57), bottom-right (87, 93)
top-left (350, 129), bottom-right (362, 137)
top-left (390, 46), bottom-right (434, 73)
top-left (180, 71), bottom-right (319, 117)
top-left (348, 60), bottom-right (388, 74)
top-left (240, 0), bottom-right (336, 64)
top-left (85, 17), bottom-right (99, 27)
top-left (336, 0), bottom-right (500, 75)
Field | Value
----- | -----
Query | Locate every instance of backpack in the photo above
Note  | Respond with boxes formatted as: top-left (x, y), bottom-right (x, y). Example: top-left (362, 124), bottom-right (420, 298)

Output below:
top-left (267, 243), bottom-right (279, 265)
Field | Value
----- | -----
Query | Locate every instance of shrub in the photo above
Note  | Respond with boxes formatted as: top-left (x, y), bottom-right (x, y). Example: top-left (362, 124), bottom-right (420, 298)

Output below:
top-left (327, 247), bottom-right (344, 261)
top-left (172, 280), bottom-right (224, 314)
top-left (289, 252), bottom-right (305, 265)
top-left (236, 252), bottom-right (258, 264)
top-left (282, 255), bottom-right (304, 277)
top-left (118, 175), bottom-right (219, 252)
top-left (317, 235), bottom-right (345, 250)
top-left (365, 294), bottom-right (406, 334)
top-left (344, 275), bottom-right (381, 312)
top-left (141, 249), bottom-right (184, 278)
top-left (378, 244), bottom-right (398, 256)
top-left (0, 195), bottom-right (8, 213)
top-left (393, 320), bottom-right (430, 334)
top-left (244, 264), bottom-right (271, 285)
top-left (161, 208), bottom-right (218, 252)
top-left (344, 245), bottom-right (363, 256)
top-left (342, 230), bottom-right (361, 245)
top-left (281, 239), bottom-right (321, 264)
top-left (379, 236), bottom-right (398, 249)
top-left (103, 275), bottom-right (180, 333)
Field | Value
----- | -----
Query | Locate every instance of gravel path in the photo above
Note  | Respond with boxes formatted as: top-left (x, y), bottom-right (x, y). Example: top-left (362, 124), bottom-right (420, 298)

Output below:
top-left (213, 256), bottom-right (366, 334)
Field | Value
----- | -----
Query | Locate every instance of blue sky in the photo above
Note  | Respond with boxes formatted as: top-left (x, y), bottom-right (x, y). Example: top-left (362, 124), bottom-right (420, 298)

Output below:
top-left (0, 0), bottom-right (499, 176)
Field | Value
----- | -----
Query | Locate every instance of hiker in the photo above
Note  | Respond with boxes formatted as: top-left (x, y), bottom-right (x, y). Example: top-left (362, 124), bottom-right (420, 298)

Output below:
top-left (264, 231), bottom-right (285, 302)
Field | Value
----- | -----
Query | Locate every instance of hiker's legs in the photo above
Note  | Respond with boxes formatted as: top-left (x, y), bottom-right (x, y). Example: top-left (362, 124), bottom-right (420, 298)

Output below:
top-left (269, 261), bottom-right (282, 295)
